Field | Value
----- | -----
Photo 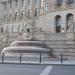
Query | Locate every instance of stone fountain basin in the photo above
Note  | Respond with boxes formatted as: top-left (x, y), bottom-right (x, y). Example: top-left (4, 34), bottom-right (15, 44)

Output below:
top-left (11, 41), bottom-right (44, 47)
top-left (1, 46), bottom-right (50, 54)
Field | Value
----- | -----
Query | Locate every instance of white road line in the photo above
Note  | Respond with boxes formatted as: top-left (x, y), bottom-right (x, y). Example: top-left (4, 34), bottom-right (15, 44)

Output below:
top-left (40, 66), bottom-right (53, 75)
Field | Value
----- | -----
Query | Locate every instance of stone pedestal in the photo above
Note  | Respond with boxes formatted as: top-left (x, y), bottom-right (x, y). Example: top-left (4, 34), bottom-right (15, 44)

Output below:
top-left (23, 32), bottom-right (33, 40)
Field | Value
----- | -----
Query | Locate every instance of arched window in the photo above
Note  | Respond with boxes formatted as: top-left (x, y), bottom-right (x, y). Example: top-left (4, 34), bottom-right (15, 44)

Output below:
top-left (66, 13), bottom-right (73, 30)
top-left (4, 15), bottom-right (6, 21)
top-left (6, 26), bottom-right (9, 33)
top-left (15, 12), bottom-right (18, 20)
top-left (21, 11), bottom-right (24, 19)
top-left (55, 15), bottom-right (62, 32)
top-left (18, 25), bottom-right (23, 32)
top-left (9, 14), bottom-right (11, 21)
top-left (35, 9), bottom-right (37, 17)
top-left (12, 26), bottom-right (14, 33)
top-left (35, 8), bottom-right (39, 17)
top-left (1, 27), bottom-right (3, 33)
top-left (28, 10), bottom-right (30, 17)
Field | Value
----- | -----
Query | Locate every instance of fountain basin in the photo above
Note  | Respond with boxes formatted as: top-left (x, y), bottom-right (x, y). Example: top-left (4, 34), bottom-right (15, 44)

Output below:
top-left (1, 46), bottom-right (50, 54)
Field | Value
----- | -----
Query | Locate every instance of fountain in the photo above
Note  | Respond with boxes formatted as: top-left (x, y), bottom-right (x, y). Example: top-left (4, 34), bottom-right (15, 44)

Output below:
top-left (1, 30), bottom-right (51, 56)
top-left (0, 12), bottom-right (52, 63)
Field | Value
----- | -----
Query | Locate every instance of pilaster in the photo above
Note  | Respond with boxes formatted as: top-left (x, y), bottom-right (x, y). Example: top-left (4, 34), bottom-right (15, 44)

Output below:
top-left (74, 0), bottom-right (75, 6)
top-left (40, 0), bottom-right (44, 15)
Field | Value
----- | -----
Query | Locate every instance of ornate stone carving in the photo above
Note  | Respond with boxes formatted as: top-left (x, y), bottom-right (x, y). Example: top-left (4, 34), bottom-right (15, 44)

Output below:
top-left (67, 22), bottom-right (74, 32)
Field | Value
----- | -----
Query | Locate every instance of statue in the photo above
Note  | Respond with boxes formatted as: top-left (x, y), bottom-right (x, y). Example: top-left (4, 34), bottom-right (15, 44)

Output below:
top-left (67, 21), bottom-right (74, 32)
top-left (23, 21), bottom-right (33, 40)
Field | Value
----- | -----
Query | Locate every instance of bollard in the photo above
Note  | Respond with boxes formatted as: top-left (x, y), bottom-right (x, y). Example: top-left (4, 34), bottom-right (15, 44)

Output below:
top-left (40, 53), bottom-right (41, 63)
top-left (20, 53), bottom-right (22, 63)
top-left (2, 53), bottom-right (4, 63)
top-left (61, 53), bottom-right (63, 63)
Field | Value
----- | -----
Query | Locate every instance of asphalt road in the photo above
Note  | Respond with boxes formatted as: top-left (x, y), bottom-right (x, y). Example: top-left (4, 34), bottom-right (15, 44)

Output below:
top-left (0, 64), bottom-right (75, 75)
top-left (50, 66), bottom-right (75, 75)
top-left (0, 64), bottom-right (46, 75)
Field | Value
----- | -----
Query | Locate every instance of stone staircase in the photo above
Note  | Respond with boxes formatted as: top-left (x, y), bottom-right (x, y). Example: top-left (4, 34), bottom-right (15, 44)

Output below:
top-left (45, 33), bottom-right (75, 61)
top-left (0, 32), bottom-right (75, 61)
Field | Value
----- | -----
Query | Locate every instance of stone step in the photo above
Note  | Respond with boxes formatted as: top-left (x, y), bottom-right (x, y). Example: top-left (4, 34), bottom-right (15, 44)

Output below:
top-left (45, 40), bottom-right (75, 44)
top-left (48, 45), bottom-right (75, 49)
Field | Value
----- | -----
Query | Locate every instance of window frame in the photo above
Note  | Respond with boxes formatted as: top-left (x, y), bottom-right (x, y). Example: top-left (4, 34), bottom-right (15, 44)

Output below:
top-left (56, 0), bottom-right (63, 7)
top-left (45, 3), bottom-right (48, 12)
top-left (55, 15), bottom-right (62, 33)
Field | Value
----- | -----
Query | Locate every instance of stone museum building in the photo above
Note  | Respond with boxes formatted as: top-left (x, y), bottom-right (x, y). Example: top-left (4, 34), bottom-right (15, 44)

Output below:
top-left (0, 0), bottom-right (75, 61)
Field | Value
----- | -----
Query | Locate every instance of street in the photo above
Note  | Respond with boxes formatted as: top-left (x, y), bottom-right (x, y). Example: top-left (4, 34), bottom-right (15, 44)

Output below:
top-left (0, 64), bottom-right (75, 75)
top-left (0, 64), bottom-right (46, 75)
top-left (50, 65), bottom-right (75, 75)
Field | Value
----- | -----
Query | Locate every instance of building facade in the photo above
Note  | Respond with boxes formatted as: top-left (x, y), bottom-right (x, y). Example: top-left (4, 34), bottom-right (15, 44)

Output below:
top-left (0, 0), bottom-right (75, 33)
top-left (0, 0), bottom-right (41, 33)
top-left (0, 0), bottom-right (75, 60)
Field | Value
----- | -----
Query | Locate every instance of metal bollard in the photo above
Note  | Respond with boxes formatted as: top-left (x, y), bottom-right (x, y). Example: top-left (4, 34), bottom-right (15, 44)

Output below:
top-left (40, 53), bottom-right (41, 63)
top-left (20, 53), bottom-right (22, 63)
top-left (61, 53), bottom-right (63, 63)
top-left (2, 53), bottom-right (4, 63)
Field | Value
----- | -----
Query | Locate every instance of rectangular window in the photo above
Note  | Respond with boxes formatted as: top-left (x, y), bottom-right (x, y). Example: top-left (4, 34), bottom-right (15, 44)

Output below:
top-left (67, 0), bottom-right (74, 7)
top-left (35, 0), bottom-right (37, 4)
top-left (4, 3), bottom-right (6, 9)
top-left (16, 0), bottom-right (18, 7)
top-left (35, 8), bottom-right (39, 17)
top-left (68, 0), bottom-right (74, 4)
top-left (45, 3), bottom-right (48, 12)
top-left (56, 0), bottom-right (63, 7)
top-left (22, 0), bottom-right (24, 6)
top-left (28, 0), bottom-right (30, 5)
top-left (10, 1), bottom-right (12, 8)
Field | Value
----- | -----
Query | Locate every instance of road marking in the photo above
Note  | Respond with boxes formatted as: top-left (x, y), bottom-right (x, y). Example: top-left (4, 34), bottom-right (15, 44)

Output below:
top-left (40, 66), bottom-right (53, 75)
